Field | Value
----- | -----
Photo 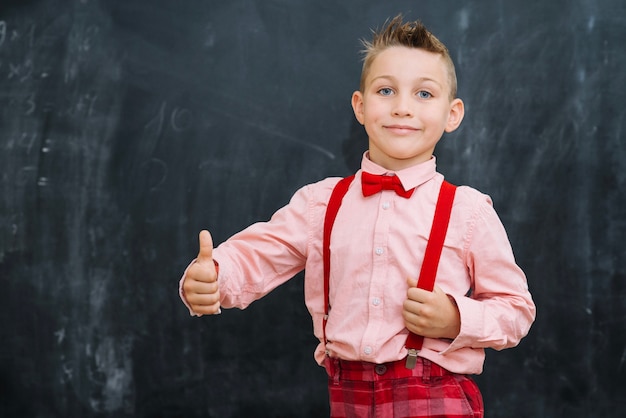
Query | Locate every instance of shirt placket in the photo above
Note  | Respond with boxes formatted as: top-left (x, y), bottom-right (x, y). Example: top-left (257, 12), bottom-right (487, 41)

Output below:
top-left (360, 190), bottom-right (394, 359)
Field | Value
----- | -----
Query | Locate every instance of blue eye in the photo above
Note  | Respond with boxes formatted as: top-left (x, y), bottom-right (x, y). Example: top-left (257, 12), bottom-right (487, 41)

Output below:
top-left (378, 88), bottom-right (394, 96)
top-left (417, 91), bottom-right (432, 99)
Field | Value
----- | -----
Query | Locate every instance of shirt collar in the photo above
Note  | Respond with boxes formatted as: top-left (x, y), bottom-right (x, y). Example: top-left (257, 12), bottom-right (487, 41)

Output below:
top-left (360, 151), bottom-right (438, 191)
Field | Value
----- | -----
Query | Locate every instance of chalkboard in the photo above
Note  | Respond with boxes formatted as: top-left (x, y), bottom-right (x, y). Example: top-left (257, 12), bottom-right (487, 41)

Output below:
top-left (1, 0), bottom-right (625, 417)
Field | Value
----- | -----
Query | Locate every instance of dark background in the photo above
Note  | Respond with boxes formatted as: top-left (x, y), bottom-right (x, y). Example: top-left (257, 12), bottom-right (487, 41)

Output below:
top-left (1, 0), bottom-right (625, 417)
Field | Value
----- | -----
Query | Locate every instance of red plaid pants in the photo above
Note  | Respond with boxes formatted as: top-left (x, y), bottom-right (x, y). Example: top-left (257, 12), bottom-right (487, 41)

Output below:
top-left (325, 357), bottom-right (483, 418)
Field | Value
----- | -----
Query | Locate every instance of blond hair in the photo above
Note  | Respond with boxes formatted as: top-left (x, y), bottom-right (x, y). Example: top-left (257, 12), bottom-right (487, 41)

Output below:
top-left (359, 15), bottom-right (458, 100)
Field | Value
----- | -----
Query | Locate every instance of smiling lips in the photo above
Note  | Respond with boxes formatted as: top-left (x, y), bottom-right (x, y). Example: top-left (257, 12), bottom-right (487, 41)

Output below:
top-left (384, 124), bottom-right (419, 134)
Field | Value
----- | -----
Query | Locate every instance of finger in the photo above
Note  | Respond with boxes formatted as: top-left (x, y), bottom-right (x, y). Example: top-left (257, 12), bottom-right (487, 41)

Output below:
top-left (407, 286), bottom-right (431, 303)
top-left (185, 288), bottom-right (220, 306)
top-left (192, 302), bottom-right (221, 316)
top-left (186, 257), bottom-right (217, 283)
top-left (402, 304), bottom-right (426, 334)
top-left (197, 230), bottom-right (214, 264)
top-left (403, 299), bottom-right (420, 316)
top-left (432, 285), bottom-right (446, 296)
top-left (184, 279), bottom-right (219, 295)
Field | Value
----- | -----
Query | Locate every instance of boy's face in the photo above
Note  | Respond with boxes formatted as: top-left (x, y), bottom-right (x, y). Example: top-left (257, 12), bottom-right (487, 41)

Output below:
top-left (352, 46), bottom-right (464, 171)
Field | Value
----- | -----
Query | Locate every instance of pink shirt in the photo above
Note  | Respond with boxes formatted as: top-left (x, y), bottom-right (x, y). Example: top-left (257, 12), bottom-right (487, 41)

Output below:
top-left (180, 154), bottom-right (536, 375)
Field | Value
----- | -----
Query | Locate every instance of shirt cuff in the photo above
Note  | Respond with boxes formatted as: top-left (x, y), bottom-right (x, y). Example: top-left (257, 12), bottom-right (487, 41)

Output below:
top-left (439, 294), bottom-right (482, 354)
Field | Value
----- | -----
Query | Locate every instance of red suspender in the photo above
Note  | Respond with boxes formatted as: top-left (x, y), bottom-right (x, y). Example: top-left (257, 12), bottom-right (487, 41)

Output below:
top-left (404, 180), bottom-right (456, 368)
top-left (322, 175), bottom-right (355, 347)
top-left (322, 176), bottom-right (457, 369)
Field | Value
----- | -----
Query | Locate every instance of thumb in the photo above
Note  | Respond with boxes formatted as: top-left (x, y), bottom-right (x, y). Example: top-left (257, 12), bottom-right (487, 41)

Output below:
top-left (197, 230), bottom-right (214, 264)
top-left (432, 285), bottom-right (445, 295)
top-left (406, 277), bottom-right (418, 288)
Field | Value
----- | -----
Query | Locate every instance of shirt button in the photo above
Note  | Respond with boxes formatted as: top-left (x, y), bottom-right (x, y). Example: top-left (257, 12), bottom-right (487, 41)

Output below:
top-left (372, 297), bottom-right (381, 306)
top-left (363, 346), bottom-right (372, 355)
top-left (382, 202), bottom-right (390, 210)
top-left (375, 247), bottom-right (384, 255)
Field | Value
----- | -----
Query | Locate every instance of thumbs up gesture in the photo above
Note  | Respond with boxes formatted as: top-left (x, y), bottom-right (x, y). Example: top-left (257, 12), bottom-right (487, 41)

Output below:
top-left (183, 230), bottom-right (221, 315)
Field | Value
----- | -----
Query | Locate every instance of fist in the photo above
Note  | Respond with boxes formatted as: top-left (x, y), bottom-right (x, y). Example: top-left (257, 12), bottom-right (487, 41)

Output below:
top-left (183, 230), bottom-right (221, 315)
top-left (402, 278), bottom-right (461, 339)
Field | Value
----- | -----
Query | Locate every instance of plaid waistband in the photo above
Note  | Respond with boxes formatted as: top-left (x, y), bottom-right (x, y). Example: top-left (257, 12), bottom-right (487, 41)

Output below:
top-left (325, 356), bottom-right (454, 382)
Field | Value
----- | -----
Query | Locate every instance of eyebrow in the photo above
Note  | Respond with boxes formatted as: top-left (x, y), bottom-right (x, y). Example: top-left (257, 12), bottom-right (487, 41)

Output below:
top-left (370, 75), bottom-right (443, 88)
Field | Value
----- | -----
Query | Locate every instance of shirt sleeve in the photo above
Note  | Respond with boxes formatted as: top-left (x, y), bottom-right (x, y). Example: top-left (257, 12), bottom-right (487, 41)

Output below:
top-left (443, 191), bottom-right (536, 353)
top-left (205, 184), bottom-right (312, 310)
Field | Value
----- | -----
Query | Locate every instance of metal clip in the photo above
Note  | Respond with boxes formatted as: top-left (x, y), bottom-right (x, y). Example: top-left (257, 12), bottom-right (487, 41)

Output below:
top-left (405, 349), bottom-right (419, 369)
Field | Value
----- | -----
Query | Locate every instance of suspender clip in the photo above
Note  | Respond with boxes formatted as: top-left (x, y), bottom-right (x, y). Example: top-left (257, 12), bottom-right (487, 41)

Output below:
top-left (405, 349), bottom-right (419, 369)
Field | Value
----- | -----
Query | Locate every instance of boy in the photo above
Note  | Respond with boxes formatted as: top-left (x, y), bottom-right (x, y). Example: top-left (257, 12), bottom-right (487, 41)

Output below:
top-left (180, 15), bottom-right (535, 417)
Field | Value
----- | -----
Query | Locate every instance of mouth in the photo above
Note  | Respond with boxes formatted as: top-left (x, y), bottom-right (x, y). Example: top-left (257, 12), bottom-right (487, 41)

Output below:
top-left (384, 125), bottom-right (419, 135)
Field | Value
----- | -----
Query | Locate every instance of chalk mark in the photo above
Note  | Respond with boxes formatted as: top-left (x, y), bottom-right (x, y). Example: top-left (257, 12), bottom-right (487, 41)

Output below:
top-left (208, 103), bottom-right (336, 160)
top-left (140, 158), bottom-right (168, 191)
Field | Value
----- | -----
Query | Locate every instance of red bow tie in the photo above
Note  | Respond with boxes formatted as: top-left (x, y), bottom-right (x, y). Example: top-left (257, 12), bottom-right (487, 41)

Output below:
top-left (361, 172), bottom-right (415, 198)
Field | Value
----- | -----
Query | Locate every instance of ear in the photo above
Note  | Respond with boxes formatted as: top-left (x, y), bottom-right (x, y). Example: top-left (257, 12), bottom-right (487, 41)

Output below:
top-left (444, 98), bottom-right (465, 133)
top-left (351, 91), bottom-right (365, 125)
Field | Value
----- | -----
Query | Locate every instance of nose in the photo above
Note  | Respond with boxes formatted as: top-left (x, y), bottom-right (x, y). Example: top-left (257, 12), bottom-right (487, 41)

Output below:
top-left (392, 93), bottom-right (413, 117)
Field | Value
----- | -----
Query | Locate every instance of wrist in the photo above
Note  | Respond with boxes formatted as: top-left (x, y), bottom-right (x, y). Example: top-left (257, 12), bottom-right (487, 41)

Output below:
top-left (446, 294), bottom-right (461, 339)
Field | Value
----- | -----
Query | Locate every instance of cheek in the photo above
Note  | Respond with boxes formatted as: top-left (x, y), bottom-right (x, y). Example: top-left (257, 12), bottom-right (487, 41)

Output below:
top-left (363, 103), bottom-right (386, 123)
top-left (424, 108), bottom-right (451, 128)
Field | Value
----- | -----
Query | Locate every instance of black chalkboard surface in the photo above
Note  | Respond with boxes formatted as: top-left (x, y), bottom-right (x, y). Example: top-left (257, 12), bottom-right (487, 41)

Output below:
top-left (1, 0), bottom-right (625, 417)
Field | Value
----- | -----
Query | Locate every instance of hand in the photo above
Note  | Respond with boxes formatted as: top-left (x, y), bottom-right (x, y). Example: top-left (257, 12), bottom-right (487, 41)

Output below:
top-left (402, 278), bottom-right (461, 339)
top-left (182, 230), bottom-right (221, 315)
